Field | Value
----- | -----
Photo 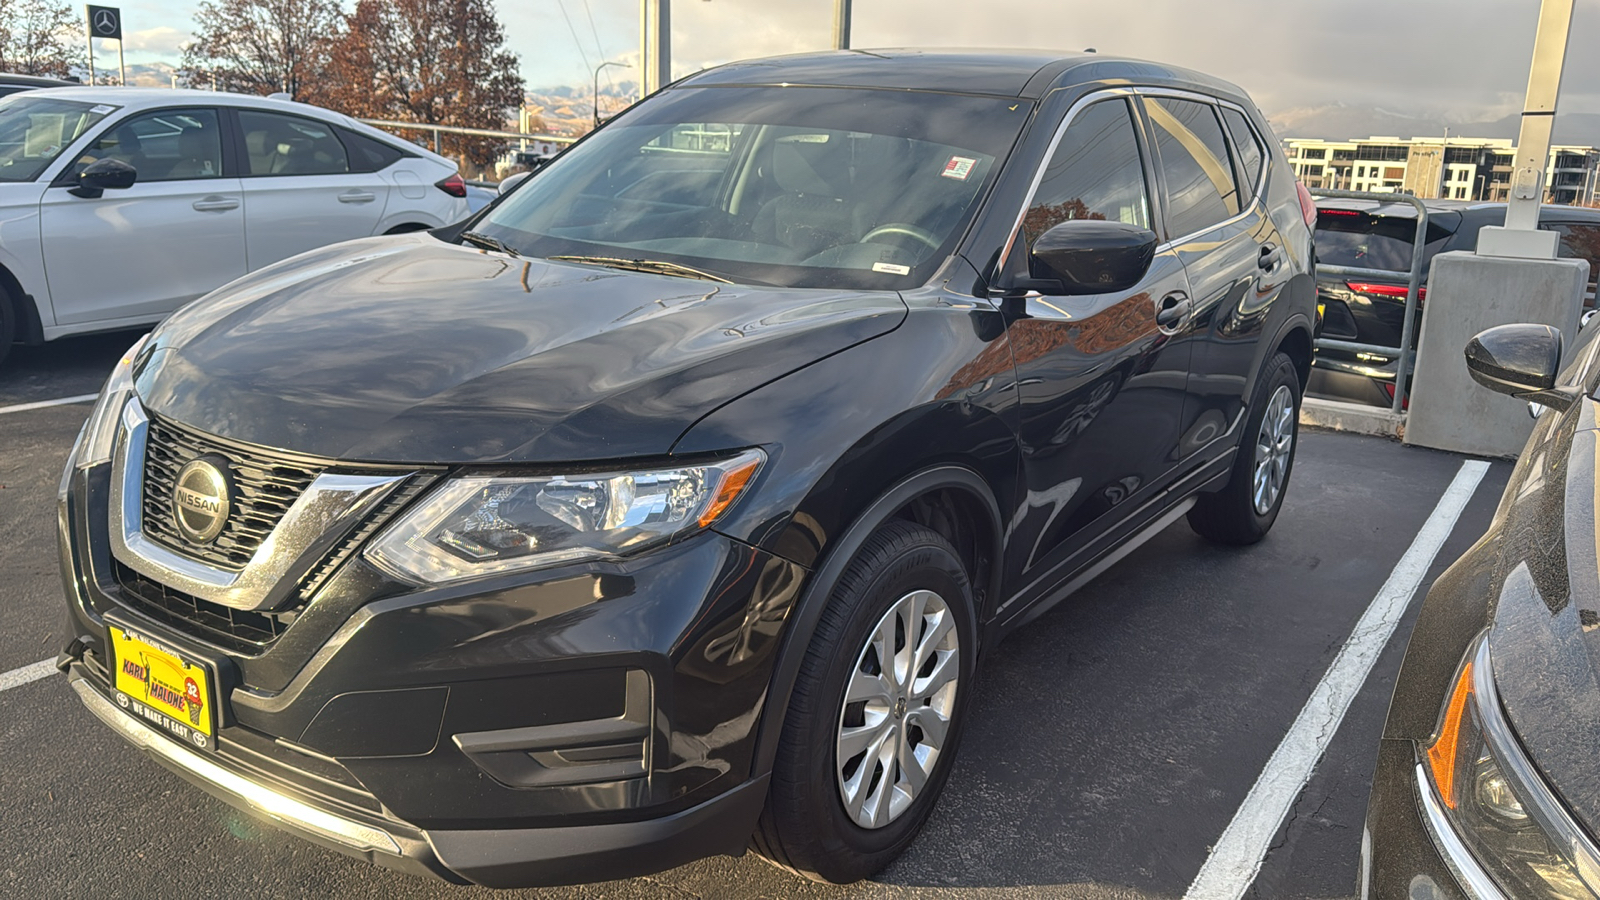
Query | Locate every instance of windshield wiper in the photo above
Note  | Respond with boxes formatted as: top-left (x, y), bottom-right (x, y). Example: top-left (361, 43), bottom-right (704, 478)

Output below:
top-left (548, 255), bottom-right (732, 284)
top-left (461, 231), bottom-right (520, 257)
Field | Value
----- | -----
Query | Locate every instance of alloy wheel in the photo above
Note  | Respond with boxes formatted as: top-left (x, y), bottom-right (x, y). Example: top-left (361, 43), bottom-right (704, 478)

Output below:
top-left (1252, 384), bottom-right (1296, 515)
top-left (834, 588), bottom-right (960, 829)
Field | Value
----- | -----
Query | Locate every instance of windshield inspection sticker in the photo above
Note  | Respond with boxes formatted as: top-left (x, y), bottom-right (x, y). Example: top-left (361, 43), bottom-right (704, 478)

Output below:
top-left (941, 156), bottom-right (976, 180)
top-left (872, 262), bottom-right (911, 275)
top-left (89, 105), bottom-right (115, 115)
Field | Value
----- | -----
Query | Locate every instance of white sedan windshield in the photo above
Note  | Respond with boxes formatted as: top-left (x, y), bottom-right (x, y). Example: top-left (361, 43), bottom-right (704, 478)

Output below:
top-left (0, 94), bottom-right (116, 182)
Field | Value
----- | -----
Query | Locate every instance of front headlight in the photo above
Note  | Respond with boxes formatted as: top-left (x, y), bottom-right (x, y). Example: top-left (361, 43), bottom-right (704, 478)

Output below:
top-left (1423, 633), bottom-right (1600, 899)
top-left (366, 449), bottom-right (764, 584)
top-left (74, 333), bottom-right (150, 468)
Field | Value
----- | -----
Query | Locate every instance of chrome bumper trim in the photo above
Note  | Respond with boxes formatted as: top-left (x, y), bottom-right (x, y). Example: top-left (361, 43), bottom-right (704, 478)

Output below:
top-left (108, 398), bottom-right (410, 611)
top-left (70, 673), bottom-right (402, 855)
top-left (1414, 762), bottom-right (1507, 900)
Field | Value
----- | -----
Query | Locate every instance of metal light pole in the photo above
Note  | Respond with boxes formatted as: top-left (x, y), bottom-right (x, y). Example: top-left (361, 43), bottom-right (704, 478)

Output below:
top-left (639, 0), bottom-right (670, 96)
top-left (1480, 0), bottom-right (1575, 257)
top-left (594, 60), bottom-right (629, 128)
top-left (832, 0), bottom-right (851, 50)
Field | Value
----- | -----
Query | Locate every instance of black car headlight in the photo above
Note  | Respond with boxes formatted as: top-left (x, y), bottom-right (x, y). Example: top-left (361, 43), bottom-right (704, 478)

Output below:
top-left (74, 333), bottom-right (150, 469)
top-left (1422, 633), bottom-right (1600, 899)
top-left (365, 449), bottom-right (764, 584)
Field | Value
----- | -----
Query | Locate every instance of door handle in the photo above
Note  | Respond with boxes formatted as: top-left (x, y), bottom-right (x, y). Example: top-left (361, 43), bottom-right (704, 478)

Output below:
top-left (1155, 292), bottom-right (1191, 330)
top-left (338, 190), bottom-right (377, 204)
top-left (1258, 244), bottom-right (1282, 270)
top-left (192, 196), bottom-right (239, 212)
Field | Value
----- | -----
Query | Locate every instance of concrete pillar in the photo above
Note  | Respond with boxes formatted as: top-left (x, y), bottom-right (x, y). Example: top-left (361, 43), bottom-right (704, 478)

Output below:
top-left (1403, 252), bottom-right (1586, 457)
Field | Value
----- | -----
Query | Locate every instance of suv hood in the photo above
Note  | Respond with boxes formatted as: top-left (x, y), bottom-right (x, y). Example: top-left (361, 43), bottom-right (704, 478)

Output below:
top-left (1489, 403), bottom-right (1600, 842)
top-left (135, 234), bottom-right (906, 463)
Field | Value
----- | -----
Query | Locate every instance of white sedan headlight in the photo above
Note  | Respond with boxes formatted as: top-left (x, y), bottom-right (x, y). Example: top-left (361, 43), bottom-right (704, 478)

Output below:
top-left (366, 449), bottom-right (764, 584)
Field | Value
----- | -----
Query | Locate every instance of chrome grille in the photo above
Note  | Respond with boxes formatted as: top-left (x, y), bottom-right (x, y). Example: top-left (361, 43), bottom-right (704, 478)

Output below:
top-left (140, 416), bottom-right (323, 570)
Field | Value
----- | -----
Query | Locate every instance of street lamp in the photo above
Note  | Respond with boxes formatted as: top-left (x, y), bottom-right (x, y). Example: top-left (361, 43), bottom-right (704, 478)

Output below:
top-left (594, 60), bottom-right (629, 128)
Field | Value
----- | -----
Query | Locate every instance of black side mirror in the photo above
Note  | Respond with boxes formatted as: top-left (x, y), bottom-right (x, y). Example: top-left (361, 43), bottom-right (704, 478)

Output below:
top-left (1464, 323), bottom-right (1575, 410)
top-left (70, 158), bottom-right (137, 199)
top-left (1013, 219), bottom-right (1157, 296)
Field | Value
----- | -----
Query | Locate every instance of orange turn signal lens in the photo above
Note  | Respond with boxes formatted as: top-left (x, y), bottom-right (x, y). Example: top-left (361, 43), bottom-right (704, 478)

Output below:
top-left (698, 455), bottom-right (761, 528)
top-left (1426, 659), bottom-right (1476, 809)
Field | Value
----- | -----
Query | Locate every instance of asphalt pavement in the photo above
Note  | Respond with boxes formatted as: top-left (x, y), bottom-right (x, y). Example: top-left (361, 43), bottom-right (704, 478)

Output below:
top-left (0, 332), bottom-right (1511, 899)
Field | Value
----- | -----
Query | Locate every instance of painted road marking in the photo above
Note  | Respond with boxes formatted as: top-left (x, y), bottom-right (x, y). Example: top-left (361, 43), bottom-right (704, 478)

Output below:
top-left (1184, 459), bottom-right (1491, 900)
top-left (0, 394), bottom-right (98, 416)
top-left (0, 658), bottom-right (57, 692)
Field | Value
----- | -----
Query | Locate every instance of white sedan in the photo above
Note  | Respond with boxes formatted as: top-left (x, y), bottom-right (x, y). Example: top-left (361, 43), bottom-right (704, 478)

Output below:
top-left (0, 88), bottom-right (470, 365)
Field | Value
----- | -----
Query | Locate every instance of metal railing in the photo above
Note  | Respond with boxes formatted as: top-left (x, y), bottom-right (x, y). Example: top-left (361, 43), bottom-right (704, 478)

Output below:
top-left (1310, 189), bottom-right (1432, 416)
top-left (356, 119), bottom-right (575, 154)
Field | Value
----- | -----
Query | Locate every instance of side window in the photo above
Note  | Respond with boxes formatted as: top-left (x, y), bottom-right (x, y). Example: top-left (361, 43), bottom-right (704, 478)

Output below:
top-left (237, 110), bottom-right (349, 176)
top-left (1545, 222), bottom-right (1600, 293)
top-left (1023, 99), bottom-right (1150, 248)
top-left (1146, 97), bottom-right (1241, 238)
top-left (72, 108), bottom-right (223, 182)
top-left (1221, 107), bottom-right (1264, 202)
top-left (339, 127), bottom-right (407, 172)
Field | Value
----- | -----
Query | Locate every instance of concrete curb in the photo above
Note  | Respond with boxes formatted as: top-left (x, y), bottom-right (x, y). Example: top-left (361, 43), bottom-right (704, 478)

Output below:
top-left (1299, 397), bottom-right (1406, 440)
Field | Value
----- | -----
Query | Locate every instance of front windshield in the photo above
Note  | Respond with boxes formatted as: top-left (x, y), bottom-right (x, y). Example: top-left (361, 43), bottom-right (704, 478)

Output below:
top-left (474, 86), bottom-right (1032, 289)
top-left (0, 94), bottom-right (115, 183)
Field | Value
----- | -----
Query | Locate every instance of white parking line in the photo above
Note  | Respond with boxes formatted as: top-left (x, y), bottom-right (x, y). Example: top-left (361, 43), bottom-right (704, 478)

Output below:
top-left (0, 394), bottom-right (98, 416)
top-left (0, 658), bottom-right (57, 692)
top-left (1184, 458), bottom-right (1491, 900)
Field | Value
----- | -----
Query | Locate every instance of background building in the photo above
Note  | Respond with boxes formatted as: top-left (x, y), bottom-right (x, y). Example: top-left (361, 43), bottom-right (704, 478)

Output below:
top-left (1284, 135), bottom-right (1599, 204)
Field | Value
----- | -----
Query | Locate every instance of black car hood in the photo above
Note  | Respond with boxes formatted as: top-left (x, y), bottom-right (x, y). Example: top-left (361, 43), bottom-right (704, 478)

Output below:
top-left (1489, 399), bottom-right (1600, 841)
top-left (135, 234), bottom-right (905, 464)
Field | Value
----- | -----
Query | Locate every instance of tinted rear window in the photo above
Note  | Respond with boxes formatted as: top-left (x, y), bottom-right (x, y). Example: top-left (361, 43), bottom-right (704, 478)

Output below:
top-left (340, 127), bottom-right (408, 172)
top-left (1314, 211), bottom-right (1454, 272)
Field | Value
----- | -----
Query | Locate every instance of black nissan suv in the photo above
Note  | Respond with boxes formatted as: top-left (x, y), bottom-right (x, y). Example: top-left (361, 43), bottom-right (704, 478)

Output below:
top-left (56, 49), bottom-right (1315, 887)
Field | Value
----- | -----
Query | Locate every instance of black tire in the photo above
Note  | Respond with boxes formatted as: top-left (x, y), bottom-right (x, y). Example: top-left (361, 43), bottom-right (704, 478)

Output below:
top-left (753, 520), bottom-right (977, 884)
top-left (0, 290), bottom-right (15, 370)
top-left (1187, 352), bottom-right (1301, 545)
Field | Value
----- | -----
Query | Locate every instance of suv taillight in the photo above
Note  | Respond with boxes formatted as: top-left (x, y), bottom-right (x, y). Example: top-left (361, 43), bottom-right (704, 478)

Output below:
top-left (1348, 281), bottom-right (1426, 303)
top-left (435, 174), bottom-right (467, 198)
top-left (1296, 181), bottom-right (1317, 228)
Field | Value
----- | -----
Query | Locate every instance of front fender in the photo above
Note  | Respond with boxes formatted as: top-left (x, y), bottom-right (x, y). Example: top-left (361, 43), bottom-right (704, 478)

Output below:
top-left (672, 302), bottom-right (1023, 781)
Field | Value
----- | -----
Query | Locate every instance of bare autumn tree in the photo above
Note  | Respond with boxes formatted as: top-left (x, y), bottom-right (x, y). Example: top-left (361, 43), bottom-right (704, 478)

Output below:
top-left (310, 0), bottom-right (523, 169)
top-left (0, 0), bottom-right (81, 78)
top-left (180, 0), bottom-right (341, 97)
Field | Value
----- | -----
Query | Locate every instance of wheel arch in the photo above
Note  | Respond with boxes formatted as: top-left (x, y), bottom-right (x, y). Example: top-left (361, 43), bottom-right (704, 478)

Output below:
top-left (748, 464), bottom-right (1004, 782)
top-left (1274, 317), bottom-right (1314, 389)
top-left (0, 260), bottom-right (44, 344)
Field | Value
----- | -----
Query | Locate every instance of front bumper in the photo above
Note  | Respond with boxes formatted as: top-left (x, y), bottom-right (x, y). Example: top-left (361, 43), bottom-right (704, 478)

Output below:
top-left (59, 435), bottom-right (809, 885)
top-left (67, 664), bottom-right (769, 886)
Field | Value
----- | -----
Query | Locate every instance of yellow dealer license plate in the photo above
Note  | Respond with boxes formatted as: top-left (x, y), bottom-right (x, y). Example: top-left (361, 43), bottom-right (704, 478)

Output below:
top-left (109, 623), bottom-right (216, 752)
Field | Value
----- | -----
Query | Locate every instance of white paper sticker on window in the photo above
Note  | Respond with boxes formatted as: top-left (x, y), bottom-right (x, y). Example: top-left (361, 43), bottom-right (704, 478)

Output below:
top-left (89, 105), bottom-right (115, 115)
top-left (872, 262), bottom-right (911, 275)
top-left (941, 156), bottom-right (976, 180)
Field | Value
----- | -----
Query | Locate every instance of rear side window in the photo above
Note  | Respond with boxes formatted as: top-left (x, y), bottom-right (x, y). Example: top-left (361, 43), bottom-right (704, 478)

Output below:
top-left (238, 110), bottom-right (349, 176)
top-left (1146, 96), bottom-right (1241, 237)
top-left (1023, 99), bottom-right (1150, 246)
top-left (1221, 107), bottom-right (1264, 201)
top-left (339, 127), bottom-right (408, 172)
top-left (1314, 210), bottom-right (1453, 272)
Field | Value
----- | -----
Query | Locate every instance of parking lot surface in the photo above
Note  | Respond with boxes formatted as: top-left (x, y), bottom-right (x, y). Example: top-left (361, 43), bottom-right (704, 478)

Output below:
top-left (0, 333), bottom-right (1510, 899)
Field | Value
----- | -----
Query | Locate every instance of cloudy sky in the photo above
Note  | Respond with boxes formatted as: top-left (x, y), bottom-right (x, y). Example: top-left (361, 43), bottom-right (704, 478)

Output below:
top-left (111, 0), bottom-right (1600, 137)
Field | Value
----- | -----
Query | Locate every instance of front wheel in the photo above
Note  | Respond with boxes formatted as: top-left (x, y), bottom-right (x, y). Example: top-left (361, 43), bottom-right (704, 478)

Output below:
top-left (753, 520), bottom-right (977, 883)
top-left (1187, 352), bottom-right (1300, 545)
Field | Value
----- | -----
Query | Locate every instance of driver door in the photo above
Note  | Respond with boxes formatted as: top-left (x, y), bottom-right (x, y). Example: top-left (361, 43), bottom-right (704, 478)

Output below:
top-left (39, 107), bottom-right (245, 326)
